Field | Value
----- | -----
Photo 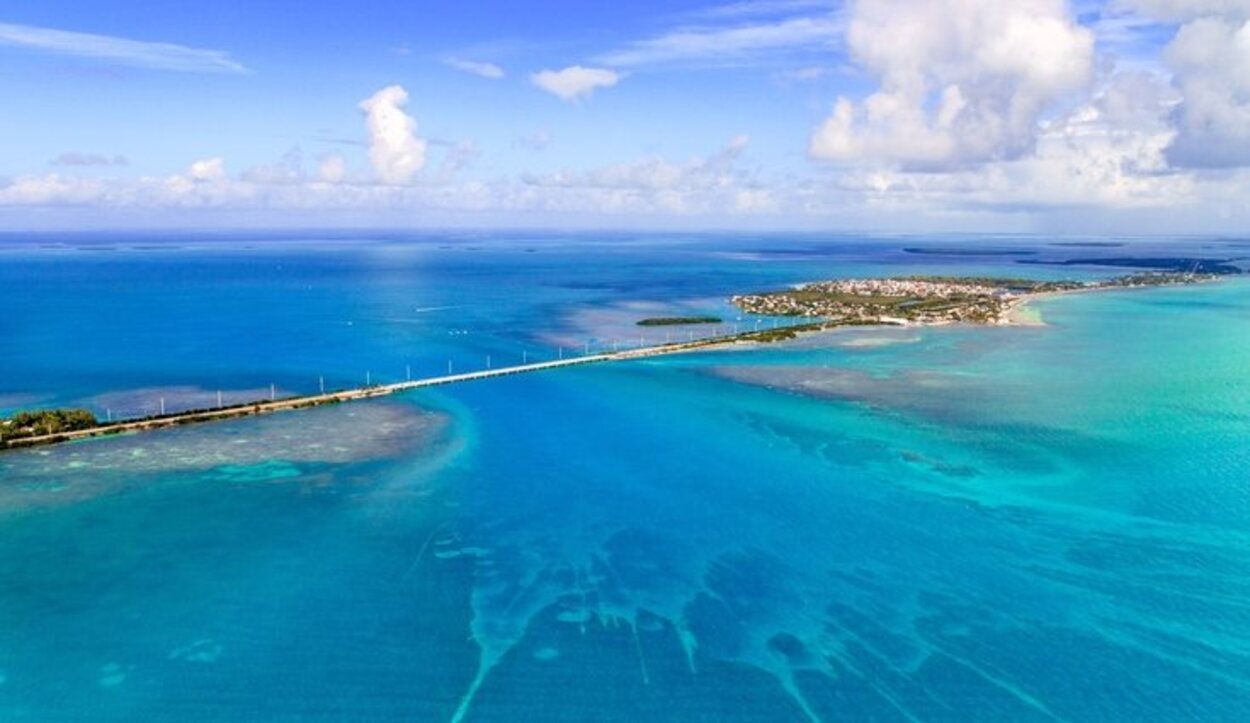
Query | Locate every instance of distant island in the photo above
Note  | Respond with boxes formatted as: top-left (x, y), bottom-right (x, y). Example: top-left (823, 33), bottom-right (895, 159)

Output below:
top-left (636, 316), bottom-right (722, 326)
top-left (732, 272), bottom-right (1218, 327)
top-left (1019, 257), bottom-right (1242, 274)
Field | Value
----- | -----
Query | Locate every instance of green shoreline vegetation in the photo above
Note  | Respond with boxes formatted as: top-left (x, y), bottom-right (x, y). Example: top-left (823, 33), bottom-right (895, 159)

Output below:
top-left (636, 316), bottom-right (722, 326)
top-left (1, 408), bottom-right (99, 442)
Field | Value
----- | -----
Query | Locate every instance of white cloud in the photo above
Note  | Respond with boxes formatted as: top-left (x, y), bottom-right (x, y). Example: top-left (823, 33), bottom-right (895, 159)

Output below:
top-left (0, 22), bottom-right (245, 73)
top-left (8, 128), bottom-right (1250, 232)
top-left (530, 66), bottom-right (621, 101)
top-left (188, 158), bottom-right (226, 182)
top-left (1162, 16), bottom-right (1250, 166)
top-left (358, 85), bottom-right (427, 184)
top-left (0, 137), bottom-right (762, 222)
top-left (317, 154), bottom-right (347, 184)
top-left (599, 16), bottom-right (841, 67)
top-left (810, 0), bottom-right (1095, 169)
top-left (1105, 1), bottom-right (1250, 167)
top-left (822, 71), bottom-right (1195, 215)
top-left (0, 140), bottom-right (762, 220)
top-left (442, 58), bottom-right (505, 79)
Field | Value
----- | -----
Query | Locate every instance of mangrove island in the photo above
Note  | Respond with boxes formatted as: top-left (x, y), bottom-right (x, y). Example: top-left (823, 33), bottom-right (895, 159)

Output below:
top-left (636, 316), bottom-right (722, 326)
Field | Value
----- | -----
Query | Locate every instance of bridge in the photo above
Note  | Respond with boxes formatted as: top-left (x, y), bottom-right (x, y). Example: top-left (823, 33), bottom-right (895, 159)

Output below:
top-left (0, 322), bottom-right (822, 452)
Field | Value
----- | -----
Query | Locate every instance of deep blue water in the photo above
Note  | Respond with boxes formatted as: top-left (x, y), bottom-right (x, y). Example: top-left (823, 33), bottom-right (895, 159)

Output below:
top-left (2, 232), bottom-right (1249, 721)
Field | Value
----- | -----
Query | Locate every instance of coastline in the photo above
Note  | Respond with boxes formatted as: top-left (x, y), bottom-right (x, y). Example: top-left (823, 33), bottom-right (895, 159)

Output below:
top-left (1001, 274), bottom-right (1227, 326)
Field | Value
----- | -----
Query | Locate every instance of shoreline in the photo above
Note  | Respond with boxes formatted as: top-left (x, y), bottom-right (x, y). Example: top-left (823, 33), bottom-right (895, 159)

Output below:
top-left (1002, 274), bottom-right (1227, 326)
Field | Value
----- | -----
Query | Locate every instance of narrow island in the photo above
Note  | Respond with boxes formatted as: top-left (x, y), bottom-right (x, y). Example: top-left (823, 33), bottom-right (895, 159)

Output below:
top-left (1, 270), bottom-right (1226, 453)
top-left (636, 316), bottom-right (721, 326)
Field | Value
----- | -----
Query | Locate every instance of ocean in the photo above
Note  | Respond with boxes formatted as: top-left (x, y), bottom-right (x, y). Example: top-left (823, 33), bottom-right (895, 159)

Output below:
top-left (1, 231), bottom-right (1248, 721)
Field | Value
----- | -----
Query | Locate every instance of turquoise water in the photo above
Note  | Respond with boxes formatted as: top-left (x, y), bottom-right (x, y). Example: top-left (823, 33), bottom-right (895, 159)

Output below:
top-left (2, 233), bottom-right (1249, 720)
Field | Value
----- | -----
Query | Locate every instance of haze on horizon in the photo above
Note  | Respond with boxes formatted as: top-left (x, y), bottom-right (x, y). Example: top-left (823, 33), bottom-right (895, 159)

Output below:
top-left (2, 0), bottom-right (1249, 235)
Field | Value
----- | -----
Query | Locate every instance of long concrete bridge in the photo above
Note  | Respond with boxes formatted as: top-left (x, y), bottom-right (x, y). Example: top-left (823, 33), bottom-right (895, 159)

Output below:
top-left (0, 324), bottom-right (819, 452)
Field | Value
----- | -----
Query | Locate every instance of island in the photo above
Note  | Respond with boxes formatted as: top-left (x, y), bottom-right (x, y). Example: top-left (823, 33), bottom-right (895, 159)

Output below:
top-left (1, 408), bottom-right (99, 442)
top-left (731, 272), bottom-right (1217, 327)
top-left (636, 316), bottom-right (722, 326)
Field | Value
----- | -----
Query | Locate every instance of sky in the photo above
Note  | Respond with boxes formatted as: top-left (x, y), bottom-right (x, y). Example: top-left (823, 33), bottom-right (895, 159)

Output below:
top-left (1, 0), bottom-right (1249, 233)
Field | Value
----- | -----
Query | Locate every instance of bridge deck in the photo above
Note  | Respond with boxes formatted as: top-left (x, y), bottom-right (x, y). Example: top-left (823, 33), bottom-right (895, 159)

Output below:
top-left (0, 337), bottom-right (743, 451)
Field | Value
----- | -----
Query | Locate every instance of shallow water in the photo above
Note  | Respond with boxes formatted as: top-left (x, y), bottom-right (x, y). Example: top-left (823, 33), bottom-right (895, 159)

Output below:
top-left (2, 233), bottom-right (1249, 721)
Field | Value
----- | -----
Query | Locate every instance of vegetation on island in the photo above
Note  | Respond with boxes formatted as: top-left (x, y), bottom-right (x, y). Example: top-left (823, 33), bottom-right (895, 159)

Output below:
top-left (636, 316), bottom-right (722, 326)
top-left (732, 272), bottom-right (1221, 327)
top-left (1, 408), bottom-right (99, 441)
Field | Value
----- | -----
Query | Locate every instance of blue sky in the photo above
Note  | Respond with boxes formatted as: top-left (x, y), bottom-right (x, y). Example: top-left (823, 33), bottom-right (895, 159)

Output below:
top-left (2, 0), bottom-right (1248, 232)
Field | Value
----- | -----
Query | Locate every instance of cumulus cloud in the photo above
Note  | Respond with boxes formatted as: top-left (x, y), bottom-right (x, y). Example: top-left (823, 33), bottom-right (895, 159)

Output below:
top-left (1112, 0), bottom-right (1250, 168)
top-left (358, 85), bottom-right (427, 184)
top-left (442, 58), bottom-right (505, 79)
top-left (813, 68), bottom-right (1199, 224)
top-left (530, 66), bottom-right (620, 101)
top-left (50, 152), bottom-right (128, 167)
top-left (810, 0), bottom-right (1095, 169)
top-left (1107, 1), bottom-right (1250, 167)
top-left (0, 22), bottom-right (246, 73)
top-left (1161, 16), bottom-right (1250, 166)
